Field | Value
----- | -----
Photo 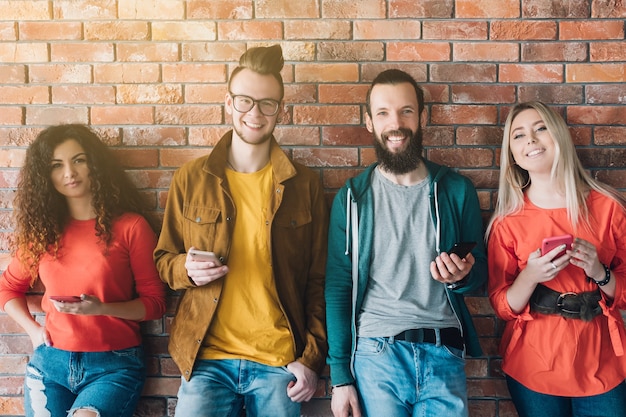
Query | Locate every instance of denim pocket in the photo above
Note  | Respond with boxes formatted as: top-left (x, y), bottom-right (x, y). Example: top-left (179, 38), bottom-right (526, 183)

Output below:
top-left (354, 337), bottom-right (386, 356)
top-left (441, 345), bottom-right (466, 362)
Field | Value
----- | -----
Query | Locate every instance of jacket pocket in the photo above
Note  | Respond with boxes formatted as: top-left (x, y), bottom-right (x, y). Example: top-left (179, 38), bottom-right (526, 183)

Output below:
top-left (183, 205), bottom-right (221, 249)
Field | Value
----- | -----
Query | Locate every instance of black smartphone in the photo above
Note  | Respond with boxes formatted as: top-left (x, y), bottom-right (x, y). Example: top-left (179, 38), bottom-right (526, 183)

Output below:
top-left (447, 242), bottom-right (477, 259)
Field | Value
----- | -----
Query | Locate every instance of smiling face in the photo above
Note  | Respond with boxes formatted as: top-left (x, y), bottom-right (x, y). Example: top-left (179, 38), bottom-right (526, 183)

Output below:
top-left (366, 82), bottom-right (424, 174)
top-left (509, 108), bottom-right (556, 176)
top-left (50, 139), bottom-right (92, 201)
top-left (226, 68), bottom-right (282, 146)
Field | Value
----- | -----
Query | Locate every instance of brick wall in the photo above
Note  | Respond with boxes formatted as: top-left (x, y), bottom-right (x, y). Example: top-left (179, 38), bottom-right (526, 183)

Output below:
top-left (0, 1), bottom-right (624, 416)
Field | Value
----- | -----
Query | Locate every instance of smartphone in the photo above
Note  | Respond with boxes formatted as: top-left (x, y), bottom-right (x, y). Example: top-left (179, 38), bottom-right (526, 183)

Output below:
top-left (447, 242), bottom-right (477, 259)
top-left (541, 234), bottom-right (573, 258)
top-left (49, 295), bottom-right (82, 303)
top-left (188, 248), bottom-right (222, 266)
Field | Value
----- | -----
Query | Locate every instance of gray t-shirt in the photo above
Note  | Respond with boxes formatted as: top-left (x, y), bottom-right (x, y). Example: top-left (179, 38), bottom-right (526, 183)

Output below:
top-left (357, 168), bottom-right (458, 337)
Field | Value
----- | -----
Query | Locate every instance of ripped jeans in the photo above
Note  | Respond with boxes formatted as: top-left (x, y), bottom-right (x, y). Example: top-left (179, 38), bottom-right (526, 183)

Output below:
top-left (24, 344), bottom-right (145, 417)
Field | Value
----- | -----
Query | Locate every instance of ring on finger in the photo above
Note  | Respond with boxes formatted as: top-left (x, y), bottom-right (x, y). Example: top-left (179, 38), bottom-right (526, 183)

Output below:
top-left (550, 261), bottom-right (557, 270)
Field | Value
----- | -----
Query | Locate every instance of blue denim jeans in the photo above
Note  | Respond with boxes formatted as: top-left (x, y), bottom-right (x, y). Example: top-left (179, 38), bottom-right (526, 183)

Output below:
top-left (24, 344), bottom-right (145, 417)
top-left (506, 375), bottom-right (626, 417)
top-left (174, 359), bottom-right (299, 417)
top-left (353, 335), bottom-right (468, 417)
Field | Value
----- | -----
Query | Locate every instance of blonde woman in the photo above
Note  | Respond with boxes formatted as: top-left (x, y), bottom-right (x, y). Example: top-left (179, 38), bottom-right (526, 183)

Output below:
top-left (486, 101), bottom-right (626, 417)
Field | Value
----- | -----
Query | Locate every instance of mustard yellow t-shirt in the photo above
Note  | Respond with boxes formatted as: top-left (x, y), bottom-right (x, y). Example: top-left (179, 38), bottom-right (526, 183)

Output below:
top-left (199, 163), bottom-right (295, 366)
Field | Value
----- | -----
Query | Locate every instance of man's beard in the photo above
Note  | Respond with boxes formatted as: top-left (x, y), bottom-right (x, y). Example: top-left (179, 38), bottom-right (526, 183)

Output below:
top-left (373, 127), bottom-right (424, 175)
top-left (233, 125), bottom-right (273, 146)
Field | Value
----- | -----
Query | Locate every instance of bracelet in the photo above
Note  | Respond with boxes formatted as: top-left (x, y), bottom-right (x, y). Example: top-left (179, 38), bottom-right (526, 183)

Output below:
top-left (587, 263), bottom-right (611, 286)
top-left (332, 382), bottom-right (354, 388)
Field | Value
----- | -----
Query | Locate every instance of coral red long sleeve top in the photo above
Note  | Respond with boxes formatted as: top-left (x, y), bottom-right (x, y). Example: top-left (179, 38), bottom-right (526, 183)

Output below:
top-left (0, 213), bottom-right (166, 352)
top-left (488, 191), bottom-right (626, 396)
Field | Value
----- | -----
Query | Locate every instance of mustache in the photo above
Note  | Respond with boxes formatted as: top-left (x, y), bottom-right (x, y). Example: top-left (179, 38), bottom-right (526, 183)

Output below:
top-left (381, 128), bottom-right (413, 141)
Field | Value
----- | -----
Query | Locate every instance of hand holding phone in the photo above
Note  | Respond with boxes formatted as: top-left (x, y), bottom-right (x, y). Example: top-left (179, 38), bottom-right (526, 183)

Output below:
top-left (49, 295), bottom-right (82, 303)
top-left (541, 234), bottom-right (573, 259)
top-left (188, 248), bottom-right (222, 266)
top-left (447, 242), bottom-right (477, 259)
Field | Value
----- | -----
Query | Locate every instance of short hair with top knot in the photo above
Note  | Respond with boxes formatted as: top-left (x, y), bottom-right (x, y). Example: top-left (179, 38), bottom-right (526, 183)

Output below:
top-left (228, 44), bottom-right (285, 99)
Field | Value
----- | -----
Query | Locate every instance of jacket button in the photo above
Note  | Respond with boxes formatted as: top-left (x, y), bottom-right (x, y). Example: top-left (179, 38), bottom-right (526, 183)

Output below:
top-left (276, 189), bottom-right (281, 193)
top-left (196, 339), bottom-right (201, 344)
top-left (185, 370), bottom-right (190, 375)
top-left (226, 217), bottom-right (231, 221)
top-left (195, 217), bottom-right (201, 223)
top-left (213, 297), bottom-right (218, 303)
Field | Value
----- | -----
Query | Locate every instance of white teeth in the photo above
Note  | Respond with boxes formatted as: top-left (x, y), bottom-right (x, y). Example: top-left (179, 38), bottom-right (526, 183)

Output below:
top-left (245, 122), bottom-right (262, 128)
top-left (387, 136), bottom-right (404, 142)
top-left (527, 149), bottom-right (543, 157)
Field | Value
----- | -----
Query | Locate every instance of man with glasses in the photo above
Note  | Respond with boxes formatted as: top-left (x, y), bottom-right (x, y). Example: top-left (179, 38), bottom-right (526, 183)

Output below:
top-left (154, 44), bottom-right (329, 417)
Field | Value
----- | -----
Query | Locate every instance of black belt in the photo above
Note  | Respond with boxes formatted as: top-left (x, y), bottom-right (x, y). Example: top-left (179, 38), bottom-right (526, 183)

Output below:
top-left (393, 327), bottom-right (464, 351)
top-left (530, 284), bottom-right (602, 322)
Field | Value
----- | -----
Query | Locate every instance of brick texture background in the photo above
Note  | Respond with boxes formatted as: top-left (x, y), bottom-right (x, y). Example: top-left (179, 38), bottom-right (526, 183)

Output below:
top-left (0, 1), bottom-right (625, 416)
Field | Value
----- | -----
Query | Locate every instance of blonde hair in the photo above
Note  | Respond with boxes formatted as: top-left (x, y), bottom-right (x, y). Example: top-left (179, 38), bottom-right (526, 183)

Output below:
top-left (228, 44), bottom-right (285, 99)
top-left (486, 101), bottom-right (625, 238)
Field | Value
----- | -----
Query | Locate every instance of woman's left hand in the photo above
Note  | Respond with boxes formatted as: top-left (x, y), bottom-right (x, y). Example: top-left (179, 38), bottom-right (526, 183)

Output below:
top-left (569, 238), bottom-right (605, 281)
top-left (50, 294), bottom-right (103, 316)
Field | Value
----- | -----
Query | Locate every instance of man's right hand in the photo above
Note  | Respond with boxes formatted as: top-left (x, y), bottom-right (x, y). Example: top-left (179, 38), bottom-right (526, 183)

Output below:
top-left (185, 247), bottom-right (229, 286)
top-left (331, 385), bottom-right (362, 417)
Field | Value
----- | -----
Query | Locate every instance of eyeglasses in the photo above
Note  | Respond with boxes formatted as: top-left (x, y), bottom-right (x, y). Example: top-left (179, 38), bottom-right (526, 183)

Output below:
top-left (229, 92), bottom-right (281, 116)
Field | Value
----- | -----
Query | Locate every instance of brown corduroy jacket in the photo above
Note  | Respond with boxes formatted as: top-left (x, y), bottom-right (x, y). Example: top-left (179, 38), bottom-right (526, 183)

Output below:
top-left (154, 131), bottom-right (329, 381)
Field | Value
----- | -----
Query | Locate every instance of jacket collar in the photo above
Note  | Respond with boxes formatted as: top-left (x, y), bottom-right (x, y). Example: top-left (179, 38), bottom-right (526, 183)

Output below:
top-left (203, 130), bottom-right (297, 183)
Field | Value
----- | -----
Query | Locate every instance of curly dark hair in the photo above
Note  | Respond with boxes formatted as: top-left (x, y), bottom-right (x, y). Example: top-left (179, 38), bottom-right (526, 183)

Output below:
top-left (13, 124), bottom-right (150, 281)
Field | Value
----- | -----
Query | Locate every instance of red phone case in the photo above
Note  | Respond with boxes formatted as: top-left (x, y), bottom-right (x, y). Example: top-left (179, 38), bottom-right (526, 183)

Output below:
top-left (541, 234), bottom-right (573, 258)
top-left (49, 295), bottom-right (82, 303)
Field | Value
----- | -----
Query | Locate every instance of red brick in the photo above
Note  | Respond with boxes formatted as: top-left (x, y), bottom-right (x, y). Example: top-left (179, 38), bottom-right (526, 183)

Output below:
top-left (451, 85), bottom-right (516, 104)
top-left (26, 107), bottom-right (88, 125)
top-left (354, 20), bottom-right (421, 40)
top-left (594, 127), bottom-right (626, 145)
top-left (94, 63), bottom-right (161, 83)
top-left (454, 43), bottom-right (518, 62)
top-left (118, 0), bottom-right (184, 19)
top-left (586, 84), bottom-right (626, 104)
top-left (52, 86), bottom-right (116, 104)
top-left (91, 106), bottom-right (153, 125)
top-left (188, 126), bottom-right (230, 146)
top-left (163, 64), bottom-right (227, 83)
top-left (160, 148), bottom-right (210, 168)
top-left (294, 148), bottom-right (359, 168)
top-left (322, 126), bottom-right (371, 146)
top-left (182, 42), bottom-right (246, 62)
top-left (468, 399), bottom-right (497, 417)
top-left (256, 0), bottom-right (319, 18)
top-left (428, 148), bottom-right (494, 168)
top-left (218, 21), bottom-right (282, 40)
top-left (388, 42), bottom-right (451, 61)
top-left (2, 1), bottom-right (50, 20)
top-left (19, 21), bottom-right (82, 40)
top-left (155, 105), bottom-right (222, 125)
top-left (0, 86), bottom-right (48, 104)
top-left (85, 21), bottom-right (150, 41)
top-left (518, 85), bottom-right (583, 104)
top-left (0, 107), bottom-right (22, 125)
top-left (423, 21), bottom-right (487, 40)
top-left (499, 64), bottom-right (563, 83)
top-left (142, 376), bottom-right (180, 396)
top-left (0, 65), bottom-right (25, 83)
top-left (117, 84), bottom-right (183, 105)
top-left (117, 43), bottom-right (179, 62)
top-left (152, 21), bottom-right (216, 41)
top-left (523, 0), bottom-right (589, 18)
top-left (321, 0), bottom-right (386, 18)
top-left (424, 126), bottom-right (455, 147)
top-left (491, 21), bottom-right (557, 40)
top-left (51, 43), bottom-right (114, 62)
top-left (29, 63), bottom-right (91, 83)
top-left (0, 43), bottom-right (48, 63)
top-left (594, 170), bottom-right (626, 189)
top-left (110, 148), bottom-right (159, 169)
top-left (431, 105), bottom-right (498, 125)
top-left (560, 20), bottom-right (624, 40)
top-left (53, 0), bottom-right (117, 19)
top-left (592, 0), bottom-right (626, 17)
top-left (0, 395), bottom-right (24, 416)
top-left (430, 63), bottom-right (497, 82)
top-left (457, 126), bottom-right (505, 146)
top-left (590, 41), bottom-right (626, 61)
top-left (456, 0), bottom-right (520, 18)
top-left (296, 64), bottom-right (359, 83)
top-left (285, 21), bottom-right (351, 40)
top-left (522, 42), bottom-right (587, 62)
top-left (0, 22), bottom-right (16, 41)
top-left (318, 84), bottom-right (368, 104)
top-left (361, 63), bottom-right (428, 82)
top-left (318, 42), bottom-right (384, 61)
top-left (293, 105), bottom-right (360, 125)
top-left (567, 63), bottom-right (625, 82)
top-left (187, 0), bottom-right (253, 19)
top-left (390, 0), bottom-right (454, 18)
top-left (121, 127), bottom-right (187, 147)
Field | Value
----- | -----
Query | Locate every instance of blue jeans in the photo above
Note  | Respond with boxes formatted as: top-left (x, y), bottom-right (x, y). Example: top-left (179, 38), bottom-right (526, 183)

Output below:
top-left (174, 359), bottom-right (299, 417)
top-left (353, 335), bottom-right (468, 417)
top-left (506, 375), bottom-right (626, 417)
top-left (24, 344), bottom-right (145, 417)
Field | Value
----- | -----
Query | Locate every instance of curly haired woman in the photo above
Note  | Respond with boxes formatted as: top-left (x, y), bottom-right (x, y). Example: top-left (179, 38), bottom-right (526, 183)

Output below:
top-left (0, 124), bottom-right (166, 417)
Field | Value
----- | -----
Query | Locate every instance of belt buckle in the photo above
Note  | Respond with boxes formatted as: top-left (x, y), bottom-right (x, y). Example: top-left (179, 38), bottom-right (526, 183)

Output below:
top-left (556, 292), bottom-right (579, 314)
